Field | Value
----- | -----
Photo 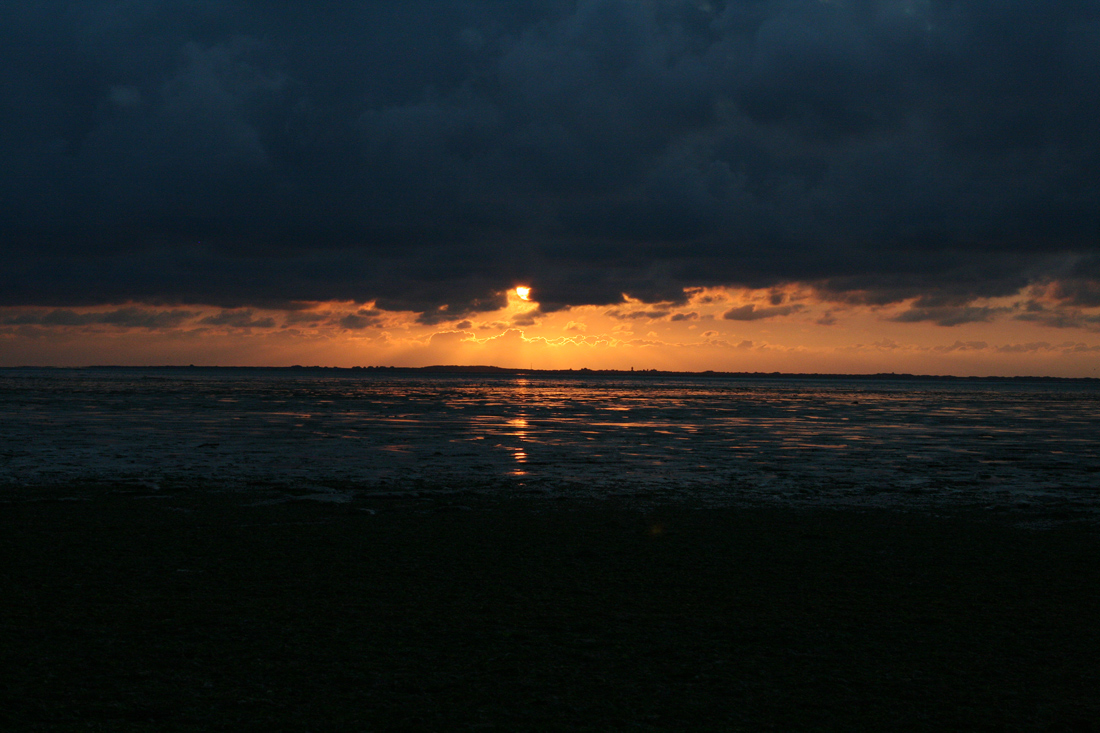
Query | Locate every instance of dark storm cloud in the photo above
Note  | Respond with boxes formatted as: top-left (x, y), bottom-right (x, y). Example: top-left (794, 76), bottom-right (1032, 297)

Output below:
top-left (2, 1), bottom-right (1099, 317)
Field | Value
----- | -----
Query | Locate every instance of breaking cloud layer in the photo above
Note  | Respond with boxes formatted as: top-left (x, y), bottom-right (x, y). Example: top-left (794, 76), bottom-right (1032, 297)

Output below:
top-left (3, 1), bottom-right (1099, 318)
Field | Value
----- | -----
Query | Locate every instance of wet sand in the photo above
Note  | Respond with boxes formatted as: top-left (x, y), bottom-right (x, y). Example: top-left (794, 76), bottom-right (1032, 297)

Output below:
top-left (6, 370), bottom-right (1100, 515)
top-left (2, 489), bottom-right (1098, 731)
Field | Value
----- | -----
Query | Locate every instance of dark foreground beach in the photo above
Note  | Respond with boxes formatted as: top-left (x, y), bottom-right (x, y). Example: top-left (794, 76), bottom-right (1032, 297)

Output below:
top-left (2, 487), bottom-right (1098, 732)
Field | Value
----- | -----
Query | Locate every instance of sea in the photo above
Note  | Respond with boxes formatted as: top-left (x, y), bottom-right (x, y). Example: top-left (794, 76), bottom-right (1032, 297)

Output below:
top-left (2, 367), bottom-right (1099, 519)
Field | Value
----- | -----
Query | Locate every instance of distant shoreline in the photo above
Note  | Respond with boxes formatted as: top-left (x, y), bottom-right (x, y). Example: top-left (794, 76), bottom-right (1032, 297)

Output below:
top-left (2, 363), bottom-right (1098, 383)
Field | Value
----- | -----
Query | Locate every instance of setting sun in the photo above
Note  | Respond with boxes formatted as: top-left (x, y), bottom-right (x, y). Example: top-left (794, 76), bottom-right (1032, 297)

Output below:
top-left (515, 287), bottom-right (531, 301)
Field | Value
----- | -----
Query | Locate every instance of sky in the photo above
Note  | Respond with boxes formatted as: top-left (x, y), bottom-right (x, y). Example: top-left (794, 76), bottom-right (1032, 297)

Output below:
top-left (3, 1), bottom-right (1099, 376)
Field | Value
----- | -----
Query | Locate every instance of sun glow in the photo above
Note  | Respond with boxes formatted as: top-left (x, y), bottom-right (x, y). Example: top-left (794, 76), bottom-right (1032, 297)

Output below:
top-left (2, 284), bottom-right (1100, 376)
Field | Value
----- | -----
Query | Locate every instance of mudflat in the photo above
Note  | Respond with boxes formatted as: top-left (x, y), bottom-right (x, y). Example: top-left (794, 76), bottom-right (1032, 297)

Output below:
top-left (2, 489), bottom-right (1098, 731)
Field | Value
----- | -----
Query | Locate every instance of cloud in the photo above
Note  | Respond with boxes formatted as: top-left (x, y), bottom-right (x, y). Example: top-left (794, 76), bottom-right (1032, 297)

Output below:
top-left (428, 329), bottom-right (474, 347)
top-left (993, 340), bottom-right (1100, 355)
top-left (1061, 342), bottom-right (1100, 353)
top-left (199, 310), bottom-right (277, 329)
top-left (995, 342), bottom-right (1053, 354)
top-left (512, 309), bottom-right (542, 326)
top-left (934, 341), bottom-right (989, 353)
top-left (892, 305), bottom-right (1010, 327)
top-left (723, 304), bottom-right (804, 321)
top-left (606, 308), bottom-right (672, 320)
top-left (1, 1), bottom-right (1097, 317)
top-left (283, 310), bottom-right (331, 327)
top-left (1, 307), bottom-right (197, 330)
top-left (338, 312), bottom-right (383, 330)
top-left (1052, 277), bottom-right (1100, 308)
top-left (1015, 301), bottom-right (1100, 330)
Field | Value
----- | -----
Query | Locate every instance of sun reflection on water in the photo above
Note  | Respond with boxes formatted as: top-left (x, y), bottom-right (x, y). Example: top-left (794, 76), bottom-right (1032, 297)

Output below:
top-left (507, 416), bottom-right (529, 474)
top-left (13, 371), bottom-right (1099, 507)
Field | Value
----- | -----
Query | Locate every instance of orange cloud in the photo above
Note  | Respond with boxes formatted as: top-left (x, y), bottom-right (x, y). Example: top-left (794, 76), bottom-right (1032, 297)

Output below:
top-left (2, 286), bottom-right (1100, 376)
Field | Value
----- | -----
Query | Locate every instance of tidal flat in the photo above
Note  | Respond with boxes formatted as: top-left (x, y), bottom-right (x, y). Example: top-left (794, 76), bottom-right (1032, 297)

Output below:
top-left (2, 488), bottom-right (1098, 732)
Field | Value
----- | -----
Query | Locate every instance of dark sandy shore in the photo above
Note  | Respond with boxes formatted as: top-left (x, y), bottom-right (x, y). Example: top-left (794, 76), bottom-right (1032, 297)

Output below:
top-left (2, 487), bottom-right (1098, 732)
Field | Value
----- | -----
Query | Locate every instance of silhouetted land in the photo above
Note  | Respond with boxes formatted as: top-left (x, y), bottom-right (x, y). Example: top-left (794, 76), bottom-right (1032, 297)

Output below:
top-left (7, 363), bottom-right (1099, 383)
top-left (2, 488), bottom-right (1098, 731)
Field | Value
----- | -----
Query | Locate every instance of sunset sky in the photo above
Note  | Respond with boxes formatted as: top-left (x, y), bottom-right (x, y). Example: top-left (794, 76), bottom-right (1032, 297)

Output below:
top-left (3, 1), bottom-right (1099, 376)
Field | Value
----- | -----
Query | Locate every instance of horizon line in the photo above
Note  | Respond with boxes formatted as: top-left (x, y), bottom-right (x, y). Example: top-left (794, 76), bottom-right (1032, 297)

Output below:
top-left (2, 364), bottom-right (1097, 382)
